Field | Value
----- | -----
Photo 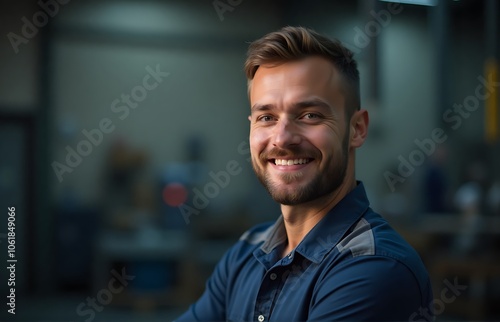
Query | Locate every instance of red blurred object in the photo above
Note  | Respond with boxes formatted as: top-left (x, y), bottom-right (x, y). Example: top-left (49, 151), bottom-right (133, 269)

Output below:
top-left (162, 183), bottom-right (188, 207)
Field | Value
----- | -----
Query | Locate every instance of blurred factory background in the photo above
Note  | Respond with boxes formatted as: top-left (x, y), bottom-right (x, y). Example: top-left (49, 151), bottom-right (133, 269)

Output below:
top-left (1, 0), bottom-right (499, 321)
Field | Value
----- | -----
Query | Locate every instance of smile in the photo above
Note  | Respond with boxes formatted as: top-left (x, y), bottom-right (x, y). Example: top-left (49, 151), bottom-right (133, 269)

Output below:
top-left (272, 158), bottom-right (313, 166)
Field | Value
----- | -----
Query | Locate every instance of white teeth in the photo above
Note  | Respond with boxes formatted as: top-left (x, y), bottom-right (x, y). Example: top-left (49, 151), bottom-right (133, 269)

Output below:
top-left (274, 159), bottom-right (309, 165)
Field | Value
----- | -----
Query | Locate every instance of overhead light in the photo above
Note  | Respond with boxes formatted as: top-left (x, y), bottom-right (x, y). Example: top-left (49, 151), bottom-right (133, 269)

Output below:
top-left (379, 0), bottom-right (438, 6)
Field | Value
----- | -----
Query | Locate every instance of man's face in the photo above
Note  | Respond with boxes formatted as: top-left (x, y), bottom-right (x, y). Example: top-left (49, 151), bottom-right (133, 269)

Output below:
top-left (249, 56), bottom-right (351, 205)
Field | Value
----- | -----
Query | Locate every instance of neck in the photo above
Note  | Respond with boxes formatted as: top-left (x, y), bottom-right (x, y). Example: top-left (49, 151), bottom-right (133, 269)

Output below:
top-left (280, 173), bottom-right (357, 256)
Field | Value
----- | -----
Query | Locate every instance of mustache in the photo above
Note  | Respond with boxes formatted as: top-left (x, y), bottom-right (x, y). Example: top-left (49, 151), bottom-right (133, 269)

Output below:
top-left (260, 147), bottom-right (319, 160)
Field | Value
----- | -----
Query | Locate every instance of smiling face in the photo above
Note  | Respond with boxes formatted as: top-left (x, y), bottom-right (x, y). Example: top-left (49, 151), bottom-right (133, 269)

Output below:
top-left (249, 56), bottom-right (352, 205)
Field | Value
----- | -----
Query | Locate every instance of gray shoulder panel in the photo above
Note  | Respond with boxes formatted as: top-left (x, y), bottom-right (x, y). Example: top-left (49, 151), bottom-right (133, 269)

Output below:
top-left (336, 218), bottom-right (375, 257)
top-left (239, 224), bottom-right (274, 245)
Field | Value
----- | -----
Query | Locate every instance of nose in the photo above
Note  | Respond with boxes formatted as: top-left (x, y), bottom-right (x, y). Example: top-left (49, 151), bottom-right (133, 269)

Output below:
top-left (272, 118), bottom-right (301, 148)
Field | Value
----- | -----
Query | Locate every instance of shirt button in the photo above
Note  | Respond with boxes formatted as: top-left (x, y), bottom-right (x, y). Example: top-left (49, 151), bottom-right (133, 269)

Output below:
top-left (258, 315), bottom-right (265, 322)
top-left (270, 273), bottom-right (277, 280)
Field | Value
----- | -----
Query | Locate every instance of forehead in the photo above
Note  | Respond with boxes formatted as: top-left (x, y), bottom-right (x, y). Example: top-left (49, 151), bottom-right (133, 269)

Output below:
top-left (249, 56), bottom-right (344, 107)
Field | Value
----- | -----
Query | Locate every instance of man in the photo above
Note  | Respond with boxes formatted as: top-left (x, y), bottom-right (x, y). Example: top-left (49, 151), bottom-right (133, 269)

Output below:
top-left (176, 26), bottom-right (433, 321)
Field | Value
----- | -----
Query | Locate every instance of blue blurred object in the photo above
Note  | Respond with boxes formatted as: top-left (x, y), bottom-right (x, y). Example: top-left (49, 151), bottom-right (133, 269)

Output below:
top-left (128, 261), bottom-right (175, 292)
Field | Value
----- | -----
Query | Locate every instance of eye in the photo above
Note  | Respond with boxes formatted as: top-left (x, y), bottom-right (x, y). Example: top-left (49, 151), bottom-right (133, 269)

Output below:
top-left (303, 113), bottom-right (321, 120)
top-left (257, 115), bottom-right (275, 122)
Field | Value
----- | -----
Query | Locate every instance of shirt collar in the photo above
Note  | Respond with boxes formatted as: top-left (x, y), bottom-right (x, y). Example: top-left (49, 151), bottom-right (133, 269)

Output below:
top-left (260, 181), bottom-right (370, 264)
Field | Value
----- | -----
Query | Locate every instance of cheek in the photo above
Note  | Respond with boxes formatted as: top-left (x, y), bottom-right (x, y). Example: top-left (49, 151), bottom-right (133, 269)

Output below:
top-left (249, 128), bottom-right (269, 152)
top-left (307, 128), bottom-right (338, 148)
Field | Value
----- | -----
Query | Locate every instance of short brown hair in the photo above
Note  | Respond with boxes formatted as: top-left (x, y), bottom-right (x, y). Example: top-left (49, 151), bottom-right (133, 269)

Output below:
top-left (245, 26), bottom-right (360, 118)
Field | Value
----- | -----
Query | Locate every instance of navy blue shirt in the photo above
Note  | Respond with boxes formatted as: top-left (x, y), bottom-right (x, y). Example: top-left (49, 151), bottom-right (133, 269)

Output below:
top-left (176, 182), bottom-right (434, 321)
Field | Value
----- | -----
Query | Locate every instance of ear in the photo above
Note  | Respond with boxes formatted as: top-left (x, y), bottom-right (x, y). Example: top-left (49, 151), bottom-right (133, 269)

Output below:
top-left (349, 109), bottom-right (369, 148)
top-left (248, 115), bottom-right (251, 122)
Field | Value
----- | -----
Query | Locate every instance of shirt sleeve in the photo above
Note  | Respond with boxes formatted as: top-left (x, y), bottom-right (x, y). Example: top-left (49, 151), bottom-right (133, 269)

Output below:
top-left (174, 248), bottom-right (232, 322)
top-left (308, 255), bottom-right (433, 321)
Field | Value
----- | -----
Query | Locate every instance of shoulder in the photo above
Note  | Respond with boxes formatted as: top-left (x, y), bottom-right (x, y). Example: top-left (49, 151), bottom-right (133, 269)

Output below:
top-left (365, 209), bottom-right (431, 288)
top-left (336, 209), bottom-right (429, 279)
top-left (311, 253), bottom-right (432, 321)
top-left (314, 209), bottom-right (433, 318)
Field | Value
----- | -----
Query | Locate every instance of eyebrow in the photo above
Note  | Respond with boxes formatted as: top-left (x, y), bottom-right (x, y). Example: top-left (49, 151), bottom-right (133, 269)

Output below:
top-left (294, 98), bottom-right (332, 111)
top-left (250, 103), bottom-right (273, 113)
top-left (251, 98), bottom-right (332, 113)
